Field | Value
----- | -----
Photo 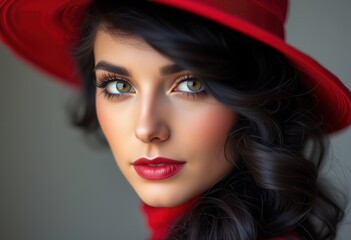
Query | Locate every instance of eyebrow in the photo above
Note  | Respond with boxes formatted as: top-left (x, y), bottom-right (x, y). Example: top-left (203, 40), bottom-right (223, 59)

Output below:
top-left (94, 61), bottom-right (185, 76)
top-left (94, 61), bottom-right (131, 76)
top-left (159, 63), bottom-right (185, 75)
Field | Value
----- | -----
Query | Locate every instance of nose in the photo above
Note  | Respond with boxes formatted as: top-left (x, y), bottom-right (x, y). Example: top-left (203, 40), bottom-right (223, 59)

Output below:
top-left (134, 94), bottom-right (170, 144)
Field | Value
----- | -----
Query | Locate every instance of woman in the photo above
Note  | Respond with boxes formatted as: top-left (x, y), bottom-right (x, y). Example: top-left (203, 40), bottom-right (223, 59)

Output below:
top-left (1, 0), bottom-right (350, 239)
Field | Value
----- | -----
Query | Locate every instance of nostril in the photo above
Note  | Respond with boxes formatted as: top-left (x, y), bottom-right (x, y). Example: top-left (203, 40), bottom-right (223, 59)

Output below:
top-left (135, 124), bottom-right (170, 143)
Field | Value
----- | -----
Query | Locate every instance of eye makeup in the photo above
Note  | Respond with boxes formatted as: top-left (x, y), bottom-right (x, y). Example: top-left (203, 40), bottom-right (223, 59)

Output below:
top-left (94, 71), bottom-right (208, 101)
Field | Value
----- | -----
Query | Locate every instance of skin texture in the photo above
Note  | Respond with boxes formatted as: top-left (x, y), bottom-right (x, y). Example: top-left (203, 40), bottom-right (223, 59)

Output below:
top-left (94, 30), bottom-right (237, 207)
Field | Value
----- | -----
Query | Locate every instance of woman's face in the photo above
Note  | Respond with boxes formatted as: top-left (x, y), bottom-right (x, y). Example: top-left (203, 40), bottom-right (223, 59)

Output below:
top-left (94, 30), bottom-right (237, 207)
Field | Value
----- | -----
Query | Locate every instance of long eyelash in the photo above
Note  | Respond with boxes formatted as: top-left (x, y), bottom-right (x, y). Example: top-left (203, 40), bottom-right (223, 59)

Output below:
top-left (175, 73), bottom-right (195, 84)
top-left (100, 89), bottom-right (121, 101)
top-left (94, 72), bottom-right (207, 101)
top-left (180, 91), bottom-right (207, 100)
top-left (94, 72), bottom-right (129, 88)
top-left (95, 72), bottom-right (130, 100)
top-left (175, 74), bottom-right (208, 100)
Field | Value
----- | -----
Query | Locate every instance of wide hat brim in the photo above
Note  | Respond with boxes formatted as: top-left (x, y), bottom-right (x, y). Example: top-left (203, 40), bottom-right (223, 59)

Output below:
top-left (0, 0), bottom-right (350, 133)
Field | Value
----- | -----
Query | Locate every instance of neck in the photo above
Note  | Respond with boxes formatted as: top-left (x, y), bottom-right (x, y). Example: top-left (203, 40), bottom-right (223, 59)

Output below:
top-left (141, 198), bottom-right (199, 240)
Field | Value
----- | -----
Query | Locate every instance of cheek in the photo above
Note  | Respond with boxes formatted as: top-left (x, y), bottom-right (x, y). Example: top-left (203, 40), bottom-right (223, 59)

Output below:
top-left (178, 104), bottom-right (236, 151)
top-left (96, 98), bottom-right (116, 140)
top-left (95, 97), bottom-right (132, 152)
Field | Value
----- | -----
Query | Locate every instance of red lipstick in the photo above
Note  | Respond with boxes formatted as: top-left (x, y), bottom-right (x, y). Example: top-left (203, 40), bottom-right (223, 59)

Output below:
top-left (132, 157), bottom-right (185, 180)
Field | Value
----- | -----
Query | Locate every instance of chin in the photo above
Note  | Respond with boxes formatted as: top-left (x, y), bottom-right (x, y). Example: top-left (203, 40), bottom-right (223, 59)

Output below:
top-left (138, 190), bottom-right (190, 207)
top-left (138, 187), bottom-right (203, 207)
top-left (141, 195), bottom-right (187, 207)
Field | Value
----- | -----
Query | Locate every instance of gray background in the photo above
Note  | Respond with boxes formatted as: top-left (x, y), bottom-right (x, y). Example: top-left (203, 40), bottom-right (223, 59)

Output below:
top-left (1, 1), bottom-right (350, 239)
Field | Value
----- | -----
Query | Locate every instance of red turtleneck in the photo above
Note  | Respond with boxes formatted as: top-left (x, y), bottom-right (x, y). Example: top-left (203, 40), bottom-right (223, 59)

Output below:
top-left (141, 199), bottom-right (300, 240)
top-left (141, 198), bottom-right (198, 240)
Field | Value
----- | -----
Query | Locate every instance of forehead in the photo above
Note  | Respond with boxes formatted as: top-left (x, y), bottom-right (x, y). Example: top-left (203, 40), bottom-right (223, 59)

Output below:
top-left (93, 30), bottom-right (173, 65)
top-left (94, 28), bottom-right (149, 48)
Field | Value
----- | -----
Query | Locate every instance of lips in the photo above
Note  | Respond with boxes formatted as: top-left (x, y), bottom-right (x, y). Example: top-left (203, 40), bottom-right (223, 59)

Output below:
top-left (132, 157), bottom-right (185, 180)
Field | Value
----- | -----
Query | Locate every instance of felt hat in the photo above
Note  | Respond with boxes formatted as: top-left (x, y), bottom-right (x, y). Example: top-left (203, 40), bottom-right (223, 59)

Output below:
top-left (0, 0), bottom-right (350, 133)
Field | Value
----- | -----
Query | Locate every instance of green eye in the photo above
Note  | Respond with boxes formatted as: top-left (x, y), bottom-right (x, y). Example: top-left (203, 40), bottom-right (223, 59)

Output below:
top-left (107, 80), bottom-right (133, 94)
top-left (187, 80), bottom-right (202, 91)
top-left (177, 79), bottom-right (204, 92)
top-left (116, 81), bottom-right (131, 92)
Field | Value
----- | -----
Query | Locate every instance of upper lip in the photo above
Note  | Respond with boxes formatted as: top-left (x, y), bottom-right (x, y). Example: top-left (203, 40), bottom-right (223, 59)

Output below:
top-left (132, 157), bottom-right (185, 165)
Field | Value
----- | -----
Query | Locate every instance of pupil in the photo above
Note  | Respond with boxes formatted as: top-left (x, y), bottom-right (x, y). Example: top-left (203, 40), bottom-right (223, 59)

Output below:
top-left (117, 82), bottom-right (130, 92)
top-left (187, 80), bottom-right (201, 91)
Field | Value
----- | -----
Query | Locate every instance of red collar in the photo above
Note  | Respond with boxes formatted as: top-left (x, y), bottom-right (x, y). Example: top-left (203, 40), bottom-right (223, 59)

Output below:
top-left (141, 198), bottom-right (198, 240)
top-left (141, 198), bottom-right (300, 240)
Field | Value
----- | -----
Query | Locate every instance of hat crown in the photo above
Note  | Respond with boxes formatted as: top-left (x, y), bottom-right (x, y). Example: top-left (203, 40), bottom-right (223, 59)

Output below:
top-left (256, 0), bottom-right (288, 23)
top-left (199, 0), bottom-right (288, 20)
top-left (152, 0), bottom-right (288, 38)
top-left (191, 0), bottom-right (288, 38)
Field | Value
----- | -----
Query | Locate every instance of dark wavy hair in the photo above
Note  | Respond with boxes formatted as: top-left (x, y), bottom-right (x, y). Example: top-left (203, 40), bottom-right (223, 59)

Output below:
top-left (71, 1), bottom-right (345, 239)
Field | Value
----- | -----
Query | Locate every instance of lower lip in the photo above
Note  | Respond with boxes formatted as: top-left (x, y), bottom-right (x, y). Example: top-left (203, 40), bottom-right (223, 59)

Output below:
top-left (133, 163), bottom-right (185, 180)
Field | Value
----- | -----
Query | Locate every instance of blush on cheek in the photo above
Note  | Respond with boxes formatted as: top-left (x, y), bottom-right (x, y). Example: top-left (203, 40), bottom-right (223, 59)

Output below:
top-left (95, 99), bottom-right (122, 145)
top-left (96, 99), bottom-right (110, 135)
top-left (189, 106), bottom-right (237, 146)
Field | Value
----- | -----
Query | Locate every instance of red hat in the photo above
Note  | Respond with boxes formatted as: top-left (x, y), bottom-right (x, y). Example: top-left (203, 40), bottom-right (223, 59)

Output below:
top-left (1, 0), bottom-right (351, 133)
